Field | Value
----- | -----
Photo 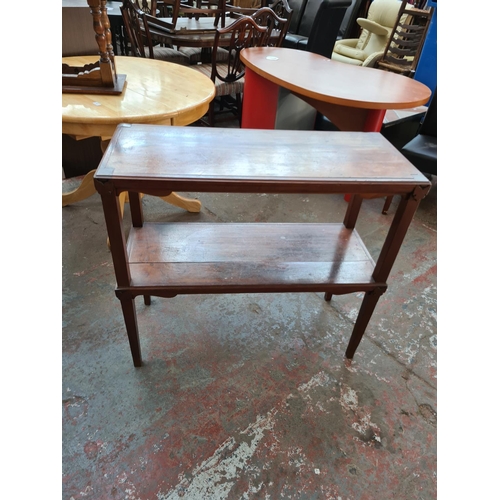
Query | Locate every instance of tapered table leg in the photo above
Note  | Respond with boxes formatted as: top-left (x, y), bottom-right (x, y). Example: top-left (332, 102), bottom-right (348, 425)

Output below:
top-left (343, 194), bottom-right (363, 229)
top-left (120, 297), bottom-right (142, 367)
top-left (345, 287), bottom-right (385, 359)
top-left (382, 195), bottom-right (394, 215)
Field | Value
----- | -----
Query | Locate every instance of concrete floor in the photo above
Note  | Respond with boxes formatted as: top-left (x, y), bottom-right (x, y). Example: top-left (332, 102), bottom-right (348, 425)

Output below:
top-left (62, 163), bottom-right (437, 499)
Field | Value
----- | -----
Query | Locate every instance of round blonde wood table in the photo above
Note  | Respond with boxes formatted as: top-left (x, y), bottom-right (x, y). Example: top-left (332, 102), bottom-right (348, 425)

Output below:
top-left (62, 55), bottom-right (215, 210)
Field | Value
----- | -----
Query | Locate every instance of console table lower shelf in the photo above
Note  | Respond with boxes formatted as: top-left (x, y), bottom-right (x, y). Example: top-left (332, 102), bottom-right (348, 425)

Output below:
top-left (126, 222), bottom-right (377, 292)
top-left (118, 221), bottom-right (388, 366)
top-left (94, 124), bottom-right (431, 367)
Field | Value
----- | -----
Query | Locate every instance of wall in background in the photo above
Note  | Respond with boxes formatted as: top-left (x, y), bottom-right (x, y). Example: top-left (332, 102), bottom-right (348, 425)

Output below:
top-left (414, 0), bottom-right (437, 100)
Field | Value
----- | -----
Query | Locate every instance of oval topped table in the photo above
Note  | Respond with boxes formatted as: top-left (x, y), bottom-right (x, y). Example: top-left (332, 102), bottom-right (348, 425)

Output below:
top-left (240, 47), bottom-right (432, 132)
top-left (62, 55), bottom-right (215, 209)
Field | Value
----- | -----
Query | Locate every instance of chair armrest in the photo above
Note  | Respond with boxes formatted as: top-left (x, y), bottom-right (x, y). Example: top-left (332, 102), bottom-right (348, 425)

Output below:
top-left (356, 18), bottom-right (390, 36)
top-left (333, 38), bottom-right (358, 49)
top-left (333, 39), bottom-right (367, 61)
top-left (362, 51), bottom-right (383, 67)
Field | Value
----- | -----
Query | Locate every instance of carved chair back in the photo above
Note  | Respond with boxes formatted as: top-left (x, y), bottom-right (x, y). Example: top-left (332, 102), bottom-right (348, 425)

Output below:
top-left (135, 0), bottom-right (158, 14)
top-left (251, 6), bottom-right (291, 46)
top-left (269, 0), bottom-right (293, 21)
top-left (211, 15), bottom-right (268, 84)
top-left (156, 0), bottom-right (183, 20)
top-left (136, 0), bottom-right (188, 19)
top-left (147, 0), bottom-right (228, 29)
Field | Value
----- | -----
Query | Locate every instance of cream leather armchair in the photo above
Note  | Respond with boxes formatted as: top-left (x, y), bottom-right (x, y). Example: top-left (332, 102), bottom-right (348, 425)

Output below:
top-left (331, 0), bottom-right (403, 67)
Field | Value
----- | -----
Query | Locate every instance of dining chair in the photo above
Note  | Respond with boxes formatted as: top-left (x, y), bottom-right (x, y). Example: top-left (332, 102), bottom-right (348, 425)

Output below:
top-left (156, 0), bottom-right (193, 17)
top-left (251, 6), bottom-right (292, 46)
top-left (179, 0), bottom-right (233, 64)
top-left (191, 15), bottom-right (269, 126)
top-left (140, 0), bottom-right (232, 64)
top-left (269, 0), bottom-right (293, 21)
top-left (191, 0), bottom-right (242, 27)
top-left (223, 0), bottom-right (292, 53)
top-left (121, 0), bottom-right (191, 64)
top-left (135, 0), bottom-right (200, 18)
top-left (228, 0), bottom-right (291, 19)
top-left (135, 0), bottom-right (158, 14)
top-left (135, 0), bottom-right (194, 23)
top-left (156, 0), bottom-right (220, 24)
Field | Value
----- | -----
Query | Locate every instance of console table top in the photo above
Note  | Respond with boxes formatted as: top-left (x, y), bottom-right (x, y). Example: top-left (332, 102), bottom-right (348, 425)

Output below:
top-left (95, 124), bottom-right (431, 194)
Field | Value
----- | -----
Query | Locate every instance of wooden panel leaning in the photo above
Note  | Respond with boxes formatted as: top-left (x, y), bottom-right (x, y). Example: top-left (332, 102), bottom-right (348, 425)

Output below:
top-left (94, 124), bottom-right (431, 367)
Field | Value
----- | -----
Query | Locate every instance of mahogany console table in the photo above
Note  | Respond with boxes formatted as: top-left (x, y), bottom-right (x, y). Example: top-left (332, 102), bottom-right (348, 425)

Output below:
top-left (94, 124), bottom-right (431, 367)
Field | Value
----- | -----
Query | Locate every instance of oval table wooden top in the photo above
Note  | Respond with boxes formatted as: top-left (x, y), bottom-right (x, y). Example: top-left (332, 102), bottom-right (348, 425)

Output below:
top-left (240, 47), bottom-right (431, 110)
top-left (62, 55), bottom-right (216, 139)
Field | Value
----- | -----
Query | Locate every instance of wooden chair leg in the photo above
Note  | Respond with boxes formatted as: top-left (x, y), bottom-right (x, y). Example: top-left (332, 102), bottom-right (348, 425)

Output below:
top-left (144, 295), bottom-right (151, 306)
top-left (237, 93), bottom-right (242, 127)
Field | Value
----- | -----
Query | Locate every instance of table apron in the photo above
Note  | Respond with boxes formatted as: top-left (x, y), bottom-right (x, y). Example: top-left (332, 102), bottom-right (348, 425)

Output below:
top-left (62, 119), bottom-right (173, 139)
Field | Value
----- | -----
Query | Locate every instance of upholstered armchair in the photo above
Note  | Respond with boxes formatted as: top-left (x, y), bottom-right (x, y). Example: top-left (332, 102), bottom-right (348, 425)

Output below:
top-left (331, 0), bottom-right (402, 67)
